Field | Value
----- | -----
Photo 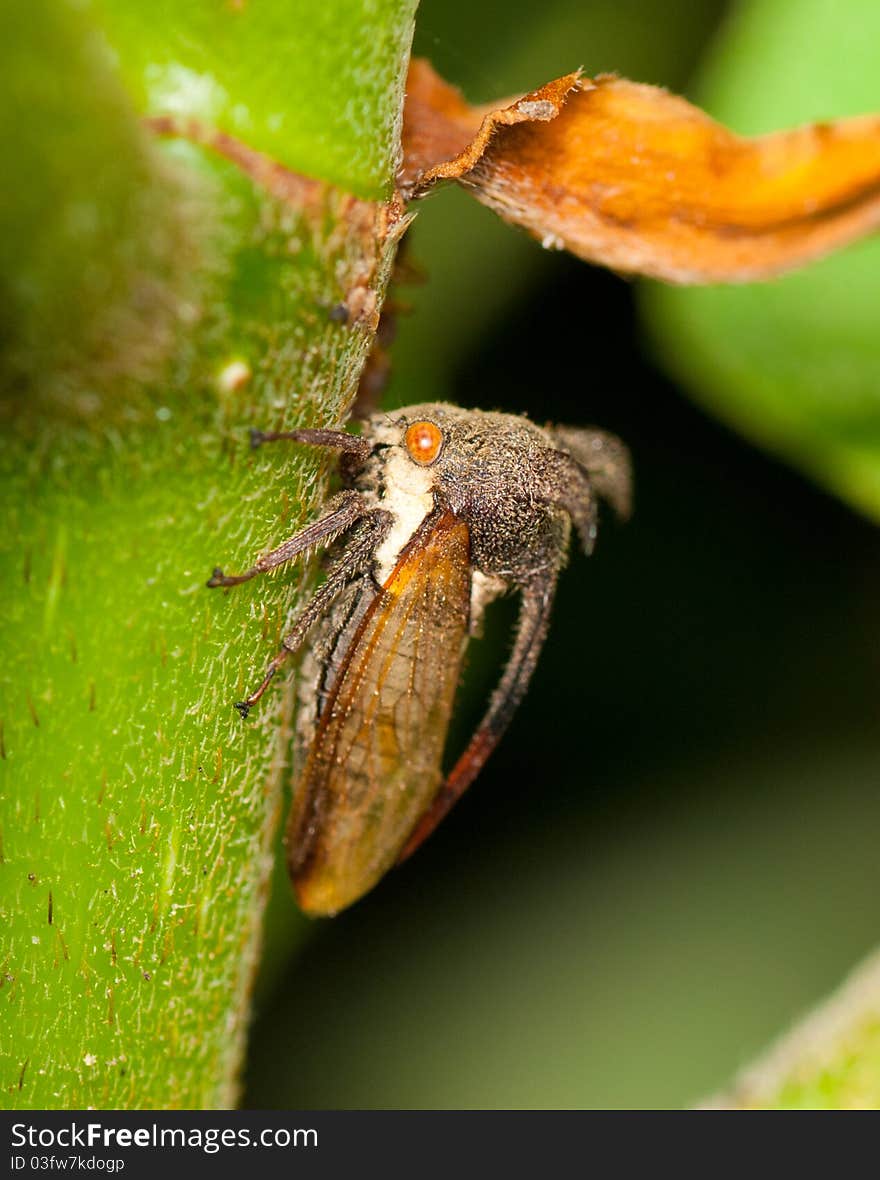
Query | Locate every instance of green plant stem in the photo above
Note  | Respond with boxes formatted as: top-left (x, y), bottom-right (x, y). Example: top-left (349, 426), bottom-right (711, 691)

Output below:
top-left (1, 0), bottom-right (417, 1109)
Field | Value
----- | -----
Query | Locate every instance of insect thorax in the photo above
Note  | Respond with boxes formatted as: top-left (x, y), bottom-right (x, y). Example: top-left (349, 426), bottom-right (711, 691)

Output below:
top-left (353, 405), bottom-right (572, 588)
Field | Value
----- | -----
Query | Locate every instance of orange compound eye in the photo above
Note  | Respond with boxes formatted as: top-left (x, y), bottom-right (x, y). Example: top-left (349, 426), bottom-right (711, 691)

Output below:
top-left (404, 420), bottom-right (444, 466)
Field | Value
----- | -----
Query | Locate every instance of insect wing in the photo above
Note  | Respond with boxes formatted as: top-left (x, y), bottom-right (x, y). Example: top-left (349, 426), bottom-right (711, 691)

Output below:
top-left (287, 508), bottom-right (471, 915)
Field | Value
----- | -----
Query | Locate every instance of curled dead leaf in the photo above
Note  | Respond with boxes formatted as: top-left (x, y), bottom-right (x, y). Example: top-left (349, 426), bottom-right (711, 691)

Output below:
top-left (401, 58), bottom-right (880, 283)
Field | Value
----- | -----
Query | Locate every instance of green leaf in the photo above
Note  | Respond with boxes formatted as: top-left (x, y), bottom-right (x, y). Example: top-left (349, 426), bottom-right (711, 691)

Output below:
top-left (705, 948), bottom-right (880, 1109)
top-left (643, 0), bottom-right (880, 519)
top-left (1, 0), bottom-right (416, 1109)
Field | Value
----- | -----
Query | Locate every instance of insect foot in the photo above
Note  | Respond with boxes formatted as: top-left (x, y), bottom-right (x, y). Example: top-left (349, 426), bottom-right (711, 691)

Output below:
top-left (209, 402), bottom-right (631, 915)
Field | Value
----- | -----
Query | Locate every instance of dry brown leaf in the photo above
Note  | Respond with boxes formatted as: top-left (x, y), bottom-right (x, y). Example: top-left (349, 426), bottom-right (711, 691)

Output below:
top-left (401, 58), bottom-right (880, 283)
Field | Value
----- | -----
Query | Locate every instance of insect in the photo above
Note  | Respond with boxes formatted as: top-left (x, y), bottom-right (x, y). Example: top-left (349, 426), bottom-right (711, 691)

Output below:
top-left (208, 403), bottom-right (631, 915)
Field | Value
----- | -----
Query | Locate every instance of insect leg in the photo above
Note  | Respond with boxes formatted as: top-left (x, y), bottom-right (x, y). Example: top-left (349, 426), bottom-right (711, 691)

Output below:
top-left (234, 509), bottom-right (391, 718)
top-left (398, 572), bottom-right (558, 860)
top-left (250, 427), bottom-right (372, 461)
top-left (207, 491), bottom-right (367, 588)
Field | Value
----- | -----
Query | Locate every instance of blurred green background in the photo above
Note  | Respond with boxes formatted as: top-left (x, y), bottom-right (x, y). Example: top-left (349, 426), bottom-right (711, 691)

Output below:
top-left (244, 0), bottom-right (880, 1108)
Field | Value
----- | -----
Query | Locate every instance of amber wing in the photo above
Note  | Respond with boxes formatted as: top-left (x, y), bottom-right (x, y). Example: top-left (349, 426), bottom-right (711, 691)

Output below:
top-left (286, 507), bottom-right (472, 915)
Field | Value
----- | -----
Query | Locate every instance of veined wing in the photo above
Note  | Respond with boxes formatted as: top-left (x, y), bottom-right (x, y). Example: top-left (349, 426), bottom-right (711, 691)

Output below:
top-left (286, 507), bottom-right (471, 915)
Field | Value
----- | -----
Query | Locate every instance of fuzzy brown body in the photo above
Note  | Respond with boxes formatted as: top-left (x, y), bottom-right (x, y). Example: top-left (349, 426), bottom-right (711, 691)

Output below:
top-left (208, 403), bottom-right (631, 915)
